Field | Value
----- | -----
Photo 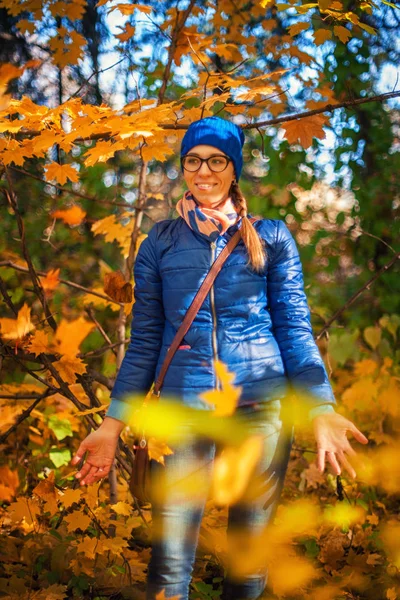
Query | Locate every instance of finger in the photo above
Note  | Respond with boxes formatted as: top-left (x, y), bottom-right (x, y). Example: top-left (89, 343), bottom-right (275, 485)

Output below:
top-left (343, 441), bottom-right (357, 457)
top-left (75, 461), bottom-right (93, 481)
top-left (327, 451), bottom-right (341, 476)
top-left (80, 466), bottom-right (100, 486)
top-left (337, 451), bottom-right (356, 479)
top-left (71, 444), bottom-right (87, 465)
top-left (317, 448), bottom-right (326, 473)
top-left (349, 426), bottom-right (369, 445)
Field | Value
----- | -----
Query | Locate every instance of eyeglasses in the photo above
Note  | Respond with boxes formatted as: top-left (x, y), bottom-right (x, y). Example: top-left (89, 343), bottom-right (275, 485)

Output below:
top-left (181, 154), bottom-right (232, 173)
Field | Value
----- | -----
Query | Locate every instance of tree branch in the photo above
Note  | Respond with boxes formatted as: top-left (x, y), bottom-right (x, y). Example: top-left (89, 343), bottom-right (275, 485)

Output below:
top-left (12, 90), bottom-right (400, 141)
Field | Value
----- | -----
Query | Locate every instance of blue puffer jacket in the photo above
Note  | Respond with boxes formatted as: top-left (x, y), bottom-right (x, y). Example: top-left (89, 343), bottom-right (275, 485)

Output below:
top-left (106, 215), bottom-right (336, 425)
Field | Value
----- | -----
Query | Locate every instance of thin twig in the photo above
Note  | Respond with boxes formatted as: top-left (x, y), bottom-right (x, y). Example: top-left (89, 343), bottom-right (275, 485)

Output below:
top-left (3, 168), bottom-right (57, 332)
top-left (0, 260), bottom-right (123, 305)
top-left (315, 251), bottom-right (400, 341)
top-left (0, 389), bottom-right (53, 444)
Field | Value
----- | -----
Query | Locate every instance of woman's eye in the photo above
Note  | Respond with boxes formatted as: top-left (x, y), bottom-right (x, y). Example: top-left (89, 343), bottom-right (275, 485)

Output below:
top-left (187, 157), bottom-right (199, 164)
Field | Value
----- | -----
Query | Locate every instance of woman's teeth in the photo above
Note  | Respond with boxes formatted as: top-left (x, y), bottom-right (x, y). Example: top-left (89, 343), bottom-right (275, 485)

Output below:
top-left (197, 184), bottom-right (216, 190)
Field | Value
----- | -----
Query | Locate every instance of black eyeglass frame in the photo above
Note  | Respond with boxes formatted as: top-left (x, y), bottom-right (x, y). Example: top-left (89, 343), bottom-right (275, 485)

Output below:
top-left (181, 154), bottom-right (233, 173)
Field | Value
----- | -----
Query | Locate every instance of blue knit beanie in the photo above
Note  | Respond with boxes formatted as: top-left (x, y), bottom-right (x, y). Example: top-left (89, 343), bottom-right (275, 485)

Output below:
top-left (180, 116), bottom-right (245, 180)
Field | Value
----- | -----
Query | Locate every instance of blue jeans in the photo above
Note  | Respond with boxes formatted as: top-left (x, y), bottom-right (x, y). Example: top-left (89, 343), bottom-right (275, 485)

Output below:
top-left (146, 400), bottom-right (294, 600)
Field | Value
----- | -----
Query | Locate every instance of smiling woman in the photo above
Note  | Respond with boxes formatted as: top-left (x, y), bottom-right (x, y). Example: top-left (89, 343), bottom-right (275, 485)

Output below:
top-left (72, 115), bottom-right (369, 600)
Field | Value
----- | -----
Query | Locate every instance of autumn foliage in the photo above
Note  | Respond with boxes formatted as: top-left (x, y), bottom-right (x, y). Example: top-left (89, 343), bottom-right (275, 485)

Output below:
top-left (0, 0), bottom-right (400, 599)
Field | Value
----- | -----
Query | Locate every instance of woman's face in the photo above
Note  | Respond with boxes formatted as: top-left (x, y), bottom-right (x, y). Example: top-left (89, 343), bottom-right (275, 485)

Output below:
top-left (182, 144), bottom-right (236, 208)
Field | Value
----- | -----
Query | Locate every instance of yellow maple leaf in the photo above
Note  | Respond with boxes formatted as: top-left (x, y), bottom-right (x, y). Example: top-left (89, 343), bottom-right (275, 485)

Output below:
top-left (200, 360), bottom-right (241, 416)
top-left (281, 115), bottom-right (326, 148)
top-left (52, 205), bottom-right (86, 226)
top-left (333, 25), bottom-right (351, 43)
top-left (111, 501), bottom-right (133, 516)
top-left (75, 536), bottom-right (99, 560)
top-left (54, 316), bottom-right (95, 358)
top-left (45, 162), bottom-right (79, 185)
top-left (33, 472), bottom-right (59, 514)
top-left (52, 355), bottom-right (88, 383)
top-left (141, 141), bottom-right (175, 162)
top-left (27, 329), bottom-right (51, 356)
top-left (7, 496), bottom-right (41, 526)
top-left (211, 435), bottom-right (263, 506)
top-left (83, 140), bottom-right (125, 167)
top-left (91, 214), bottom-right (134, 258)
top-left (0, 302), bottom-right (35, 341)
top-left (60, 487), bottom-right (82, 509)
top-left (387, 588), bottom-right (397, 600)
top-left (64, 509), bottom-right (92, 532)
top-left (148, 437), bottom-right (174, 465)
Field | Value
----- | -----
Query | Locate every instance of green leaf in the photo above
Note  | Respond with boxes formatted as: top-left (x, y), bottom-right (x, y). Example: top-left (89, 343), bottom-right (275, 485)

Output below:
top-left (49, 448), bottom-right (71, 468)
top-left (379, 314), bottom-right (399, 340)
top-left (363, 326), bottom-right (381, 350)
top-left (48, 415), bottom-right (73, 441)
top-left (328, 330), bottom-right (360, 365)
top-left (304, 538), bottom-right (320, 558)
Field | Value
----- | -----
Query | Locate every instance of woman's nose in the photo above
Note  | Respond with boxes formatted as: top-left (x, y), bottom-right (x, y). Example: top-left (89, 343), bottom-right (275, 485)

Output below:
top-left (197, 160), bottom-right (213, 175)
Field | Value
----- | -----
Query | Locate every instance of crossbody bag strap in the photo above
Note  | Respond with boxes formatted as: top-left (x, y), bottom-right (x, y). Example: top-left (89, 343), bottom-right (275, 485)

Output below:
top-left (152, 217), bottom-right (259, 397)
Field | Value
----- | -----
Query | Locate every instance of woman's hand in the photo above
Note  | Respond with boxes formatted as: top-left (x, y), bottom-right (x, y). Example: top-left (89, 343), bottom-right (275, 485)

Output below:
top-left (70, 418), bottom-right (124, 486)
top-left (312, 412), bottom-right (368, 479)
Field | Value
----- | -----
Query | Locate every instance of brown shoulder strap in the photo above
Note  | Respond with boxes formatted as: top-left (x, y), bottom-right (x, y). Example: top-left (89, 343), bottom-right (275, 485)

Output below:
top-left (152, 217), bottom-right (258, 397)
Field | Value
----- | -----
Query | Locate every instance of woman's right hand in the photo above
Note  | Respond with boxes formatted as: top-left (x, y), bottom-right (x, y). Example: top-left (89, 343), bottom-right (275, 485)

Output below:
top-left (70, 419), bottom-right (123, 486)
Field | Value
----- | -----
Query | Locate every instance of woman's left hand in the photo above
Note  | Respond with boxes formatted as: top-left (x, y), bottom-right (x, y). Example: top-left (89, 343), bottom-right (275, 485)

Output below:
top-left (312, 412), bottom-right (369, 479)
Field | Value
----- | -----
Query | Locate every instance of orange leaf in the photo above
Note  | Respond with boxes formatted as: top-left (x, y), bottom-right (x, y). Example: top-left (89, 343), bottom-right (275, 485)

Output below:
top-left (333, 25), bottom-right (351, 43)
top-left (40, 268), bottom-right (60, 292)
top-left (0, 466), bottom-right (19, 501)
top-left (200, 360), bottom-right (241, 416)
top-left (83, 139), bottom-right (125, 167)
top-left (108, 3), bottom-right (153, 15)
top-left (313, 29), bottom-right (333, 45)
top-left (52, 205), bottom-right (86, 226)
top-left (61, 487), bottom-right (82, 509)
top-left (0, 302), bottom-right (35, 341)
top-left (64, 509), bottom-right (92, 532)
top-left (104, 271), bottom-right (133, 303)
top-left (288, 21), bottom-right (310, 36)
top-left (45, 162), bottom-right (79, 185)
top-left (211, 435), bottom-right (263, 506)
top-left (54, 316), bottom-right (96, 358)
top-left (27, 329), bottom-right (51, 356)
top-left (148, 437), bottom-right (174, 465)
top-left (281, 115), bottom-right (326, 148)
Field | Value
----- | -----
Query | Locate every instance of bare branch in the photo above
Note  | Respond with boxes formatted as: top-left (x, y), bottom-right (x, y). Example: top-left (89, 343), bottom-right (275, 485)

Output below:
top-left (315, 252), bottom-right (400, 341)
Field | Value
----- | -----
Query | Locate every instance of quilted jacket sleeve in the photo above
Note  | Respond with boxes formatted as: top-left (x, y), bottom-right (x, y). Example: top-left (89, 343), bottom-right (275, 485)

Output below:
top-left (267, 220), bottom-right (336, 416)
top-left (106, 224), bottom-right (165, 425)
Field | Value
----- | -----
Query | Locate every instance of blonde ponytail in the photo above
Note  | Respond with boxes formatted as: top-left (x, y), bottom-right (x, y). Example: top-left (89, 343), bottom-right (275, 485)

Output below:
top-left (230, 181), bottom-right (267, 273)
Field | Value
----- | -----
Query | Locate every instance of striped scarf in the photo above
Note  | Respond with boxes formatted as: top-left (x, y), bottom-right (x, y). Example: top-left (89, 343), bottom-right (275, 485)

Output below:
top-left (176, 190), bottom-right (239, 242)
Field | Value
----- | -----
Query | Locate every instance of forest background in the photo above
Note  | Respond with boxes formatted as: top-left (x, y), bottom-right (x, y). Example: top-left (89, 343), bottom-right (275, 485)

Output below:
top-left (0, 0), bottom-right (399, 599)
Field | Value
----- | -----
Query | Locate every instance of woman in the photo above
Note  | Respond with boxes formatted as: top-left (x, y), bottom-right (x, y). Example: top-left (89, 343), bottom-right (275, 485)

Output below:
top-left (71, 117), bottom-right (368, 600)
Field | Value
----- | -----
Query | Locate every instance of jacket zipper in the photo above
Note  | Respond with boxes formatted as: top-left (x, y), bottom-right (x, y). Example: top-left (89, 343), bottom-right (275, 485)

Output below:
top-left (210, 240), bottom-right (221, 391)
